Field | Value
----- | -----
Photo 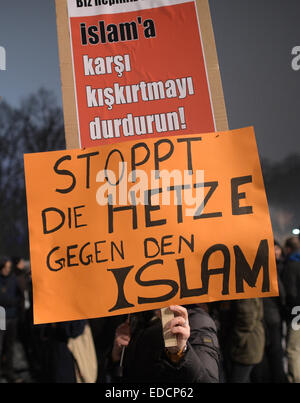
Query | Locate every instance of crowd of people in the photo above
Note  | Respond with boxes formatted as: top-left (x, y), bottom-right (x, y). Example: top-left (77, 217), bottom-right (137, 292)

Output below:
top-left (0, 236), bottom-right (299, 383)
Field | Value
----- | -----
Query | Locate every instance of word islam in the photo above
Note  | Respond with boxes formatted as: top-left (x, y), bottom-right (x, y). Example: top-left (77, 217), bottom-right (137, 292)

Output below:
top-left (80, 17), bottom-right (156, 45)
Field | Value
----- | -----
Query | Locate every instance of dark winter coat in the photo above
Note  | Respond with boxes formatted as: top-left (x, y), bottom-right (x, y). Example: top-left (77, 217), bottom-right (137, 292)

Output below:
top-left (282, 252), bottom-right (300, 322)
top-left (0, 271), bottom-right (23, 319)
top-left (229, 298), bottom-right (265, 366)
top-left (41, 320), bottom-right (86, 383)
top-left (119, 305), bottom-right (220, 383)
top-left (263, 261), bottom-right (286, 327)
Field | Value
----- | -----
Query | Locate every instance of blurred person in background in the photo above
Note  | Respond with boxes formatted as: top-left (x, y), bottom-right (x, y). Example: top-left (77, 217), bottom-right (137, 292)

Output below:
top-left (282, 236), bottom-right (300, 383)
top-left (11, 256), bottom-right (32, 377)
top-left (0, 256), bottom-right (24, 382)
top-left (38, 320), bottom-right (87, 383)
top-left (12, 257), bottom-right (29, 298)
top-left (251, 241), bottom-right (287, 383)
top-left (89, 315), bottom-right (126, 383)
top-left (227, 298), bottom-right (265, 383)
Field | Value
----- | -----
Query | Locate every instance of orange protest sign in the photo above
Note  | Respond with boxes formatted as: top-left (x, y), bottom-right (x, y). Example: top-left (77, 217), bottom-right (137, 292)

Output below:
top-left (55, 0), bottom-right (228, 149)
top-left (24, 127), bottom-right (278, 324)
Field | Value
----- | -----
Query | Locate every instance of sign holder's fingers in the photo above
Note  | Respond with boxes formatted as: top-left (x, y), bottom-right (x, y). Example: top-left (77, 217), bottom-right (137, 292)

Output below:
top-left (169, 305), bottom-right (189, 322)
top-left (161, 307), bottom-right (177, 348)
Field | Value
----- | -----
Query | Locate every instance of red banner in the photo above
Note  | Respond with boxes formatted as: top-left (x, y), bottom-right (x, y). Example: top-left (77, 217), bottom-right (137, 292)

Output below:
top-left (68, 0), bottom-right (215, 147)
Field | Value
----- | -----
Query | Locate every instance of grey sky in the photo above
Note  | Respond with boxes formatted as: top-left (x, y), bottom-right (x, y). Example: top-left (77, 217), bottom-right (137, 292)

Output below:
top-left (0, 0), bottom-right (62, 105)
top-left (210, 0), bottom-right (300, 162)
top-left (0, 0), bottom-right (299, 162)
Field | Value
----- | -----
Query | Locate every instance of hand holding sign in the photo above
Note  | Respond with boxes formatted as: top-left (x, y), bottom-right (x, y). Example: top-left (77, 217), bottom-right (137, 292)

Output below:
top-left (166, 305), bottom-right (190, 354)
top-left (112, 319), bottom-right (131, 363)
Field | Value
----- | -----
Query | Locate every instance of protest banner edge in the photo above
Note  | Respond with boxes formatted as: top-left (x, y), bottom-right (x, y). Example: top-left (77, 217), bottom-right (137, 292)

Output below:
top-left (55, 0), bottom-right (81, 149)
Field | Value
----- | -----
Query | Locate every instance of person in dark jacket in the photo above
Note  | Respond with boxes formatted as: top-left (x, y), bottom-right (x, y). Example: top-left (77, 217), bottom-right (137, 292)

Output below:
top-left (282, 236), bottom-right (300, 383)
top-left (11, 257), bottom-right (32, 369)
top-left (89, 315), bottom-right (126, 383)
top-left (11, 257), bottom-right (29, 299)
top-left (0, 256), bottom-right (24, 382)
top-left (251, 241), bottom-right (287, 383)
top-left (39, 320), bottom-right (87, 383)
top-left (227, 298), bottom-right (265, 383)
top-left (109, 304), bottom-right (220, 383)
